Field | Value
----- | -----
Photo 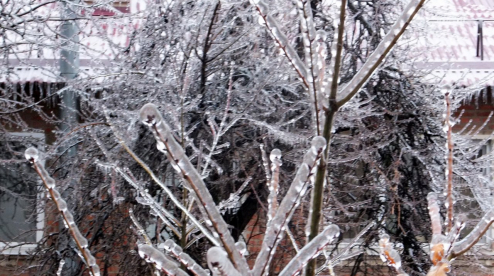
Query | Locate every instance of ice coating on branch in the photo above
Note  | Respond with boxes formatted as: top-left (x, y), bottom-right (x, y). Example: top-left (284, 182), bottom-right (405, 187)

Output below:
top-left (379, 234), bottom-right (411, 276)
top-left (115, 161), bottom-right (219, 245)
top-left (73, 228), bottom-right (88, 248)
top-left (426, 193), bottom-right (451, 275)
top-left (58, 199), bottom-right (67, 212)
top-left (311, 136), bottom-right (326, 150)
top-left (139, 103), bottom-right (249, 273)
top-left (25, 148), bottom-right (56, 189)
top-left (85, 248), bottom-right (96, 266)
top-left (52, 189), bottom-right (61, 201)
top-left (156, 141), bottom-right (166, 152)
top-left (90, 265), bottom-right (100, 276)
top-left (235, 241), bottom-right (247, 256)
top-left (64, 211), bottom-right (75, 226)
top-left (279, 224), bottom-right (339, 276)
top-left (250, 0), bottom-right (308, 83)
top-left (26, 147), bottom-right (99, 276)
top-left (452, 208), bottom-right (494, 253)
top-left (207, 247), bottom-right (242, 276)
top-left (57, 259), bottom-right (65, 276)
top-left (441, 85), bottom-right (451, 95)
top-left (136, 196), bottom-right (153, 206)
top-left (45, 177), bottom-right (56, 189)
top-left (427, 192), bottom-right (442, 235)
top-left (139, 103), bottom-right (160, 126)
top-left (303, 136), bottom-right (326, 165)
top-left (260, 144), bottom-right (271, 182)
top-left (25, 147), bottom-right (39, 162)
top-left (296, 0), bottom-right (319, 96)
top-left (426, 263), bottom-right (450, 276)
top-left (379, 234), bottom-right (406, 273)
top-left (138, 244), bottom-right (188, 276)
top-left (337, 0), bottom-right (423, 104)
top-left (253, 136), bottom-right (326, 276)
top-left (269, 149), bottom-right (282, 163)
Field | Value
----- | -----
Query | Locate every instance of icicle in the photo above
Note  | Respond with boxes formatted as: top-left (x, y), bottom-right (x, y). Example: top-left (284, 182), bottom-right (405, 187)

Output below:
top-left (56, 259), bottom-right (65, 276)
top-left (268, 149), bottom-right (281, 220)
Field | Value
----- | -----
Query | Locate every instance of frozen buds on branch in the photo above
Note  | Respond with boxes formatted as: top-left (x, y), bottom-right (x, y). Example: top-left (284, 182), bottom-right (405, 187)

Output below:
top-left (425, 192), bottom-right (452, 276)
top-left (379, 234), bottom-right (409, 276)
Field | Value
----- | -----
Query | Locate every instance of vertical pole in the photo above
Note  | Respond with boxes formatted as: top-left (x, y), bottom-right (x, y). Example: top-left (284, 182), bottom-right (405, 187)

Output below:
top-left (60, 0), bottom-right (80, 135)
top-left (60, 1), bottom-right (80, 274)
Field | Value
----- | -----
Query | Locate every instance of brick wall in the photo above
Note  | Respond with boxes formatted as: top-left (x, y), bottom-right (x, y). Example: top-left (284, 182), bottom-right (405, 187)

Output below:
top-left (0, 83), bottom-right (141, 275)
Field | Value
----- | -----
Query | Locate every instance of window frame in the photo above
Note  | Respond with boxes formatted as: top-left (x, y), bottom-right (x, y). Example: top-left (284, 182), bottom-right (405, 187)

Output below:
top-left (0, 132), bottom-right (45, 255)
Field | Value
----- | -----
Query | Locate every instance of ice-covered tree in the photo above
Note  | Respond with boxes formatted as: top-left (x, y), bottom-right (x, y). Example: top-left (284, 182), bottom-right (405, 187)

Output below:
top-left (2, 0), bottom-right (494, 275)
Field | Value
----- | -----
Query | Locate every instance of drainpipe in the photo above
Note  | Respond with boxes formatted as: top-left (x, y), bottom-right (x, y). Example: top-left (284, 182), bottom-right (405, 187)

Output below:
top-left (60, 0), bottom-right (80, 134)
top-left (60, 0), bottom-right (79, 274)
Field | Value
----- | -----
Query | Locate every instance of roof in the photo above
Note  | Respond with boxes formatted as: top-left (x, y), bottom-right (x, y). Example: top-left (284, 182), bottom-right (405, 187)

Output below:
top-left (0, 67), bottom-right (98, 83)
top-left (3, 0), bottom-right (494, 88)
top-left (412, 0), bottom-right (494, 87)
top-left (427, 0), bottom-right (494, 20)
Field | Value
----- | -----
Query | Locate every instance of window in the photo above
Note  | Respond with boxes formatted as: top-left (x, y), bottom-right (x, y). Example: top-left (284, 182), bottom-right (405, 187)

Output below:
top-left (0, 133), bottom-right (44, 255)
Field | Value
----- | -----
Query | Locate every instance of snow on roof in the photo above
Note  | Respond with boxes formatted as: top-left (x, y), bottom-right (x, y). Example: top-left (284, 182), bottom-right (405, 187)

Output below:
top-left (427, 0), bottom-right (494, 20)
top-left (4, 0), bottom-right (494, 89)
